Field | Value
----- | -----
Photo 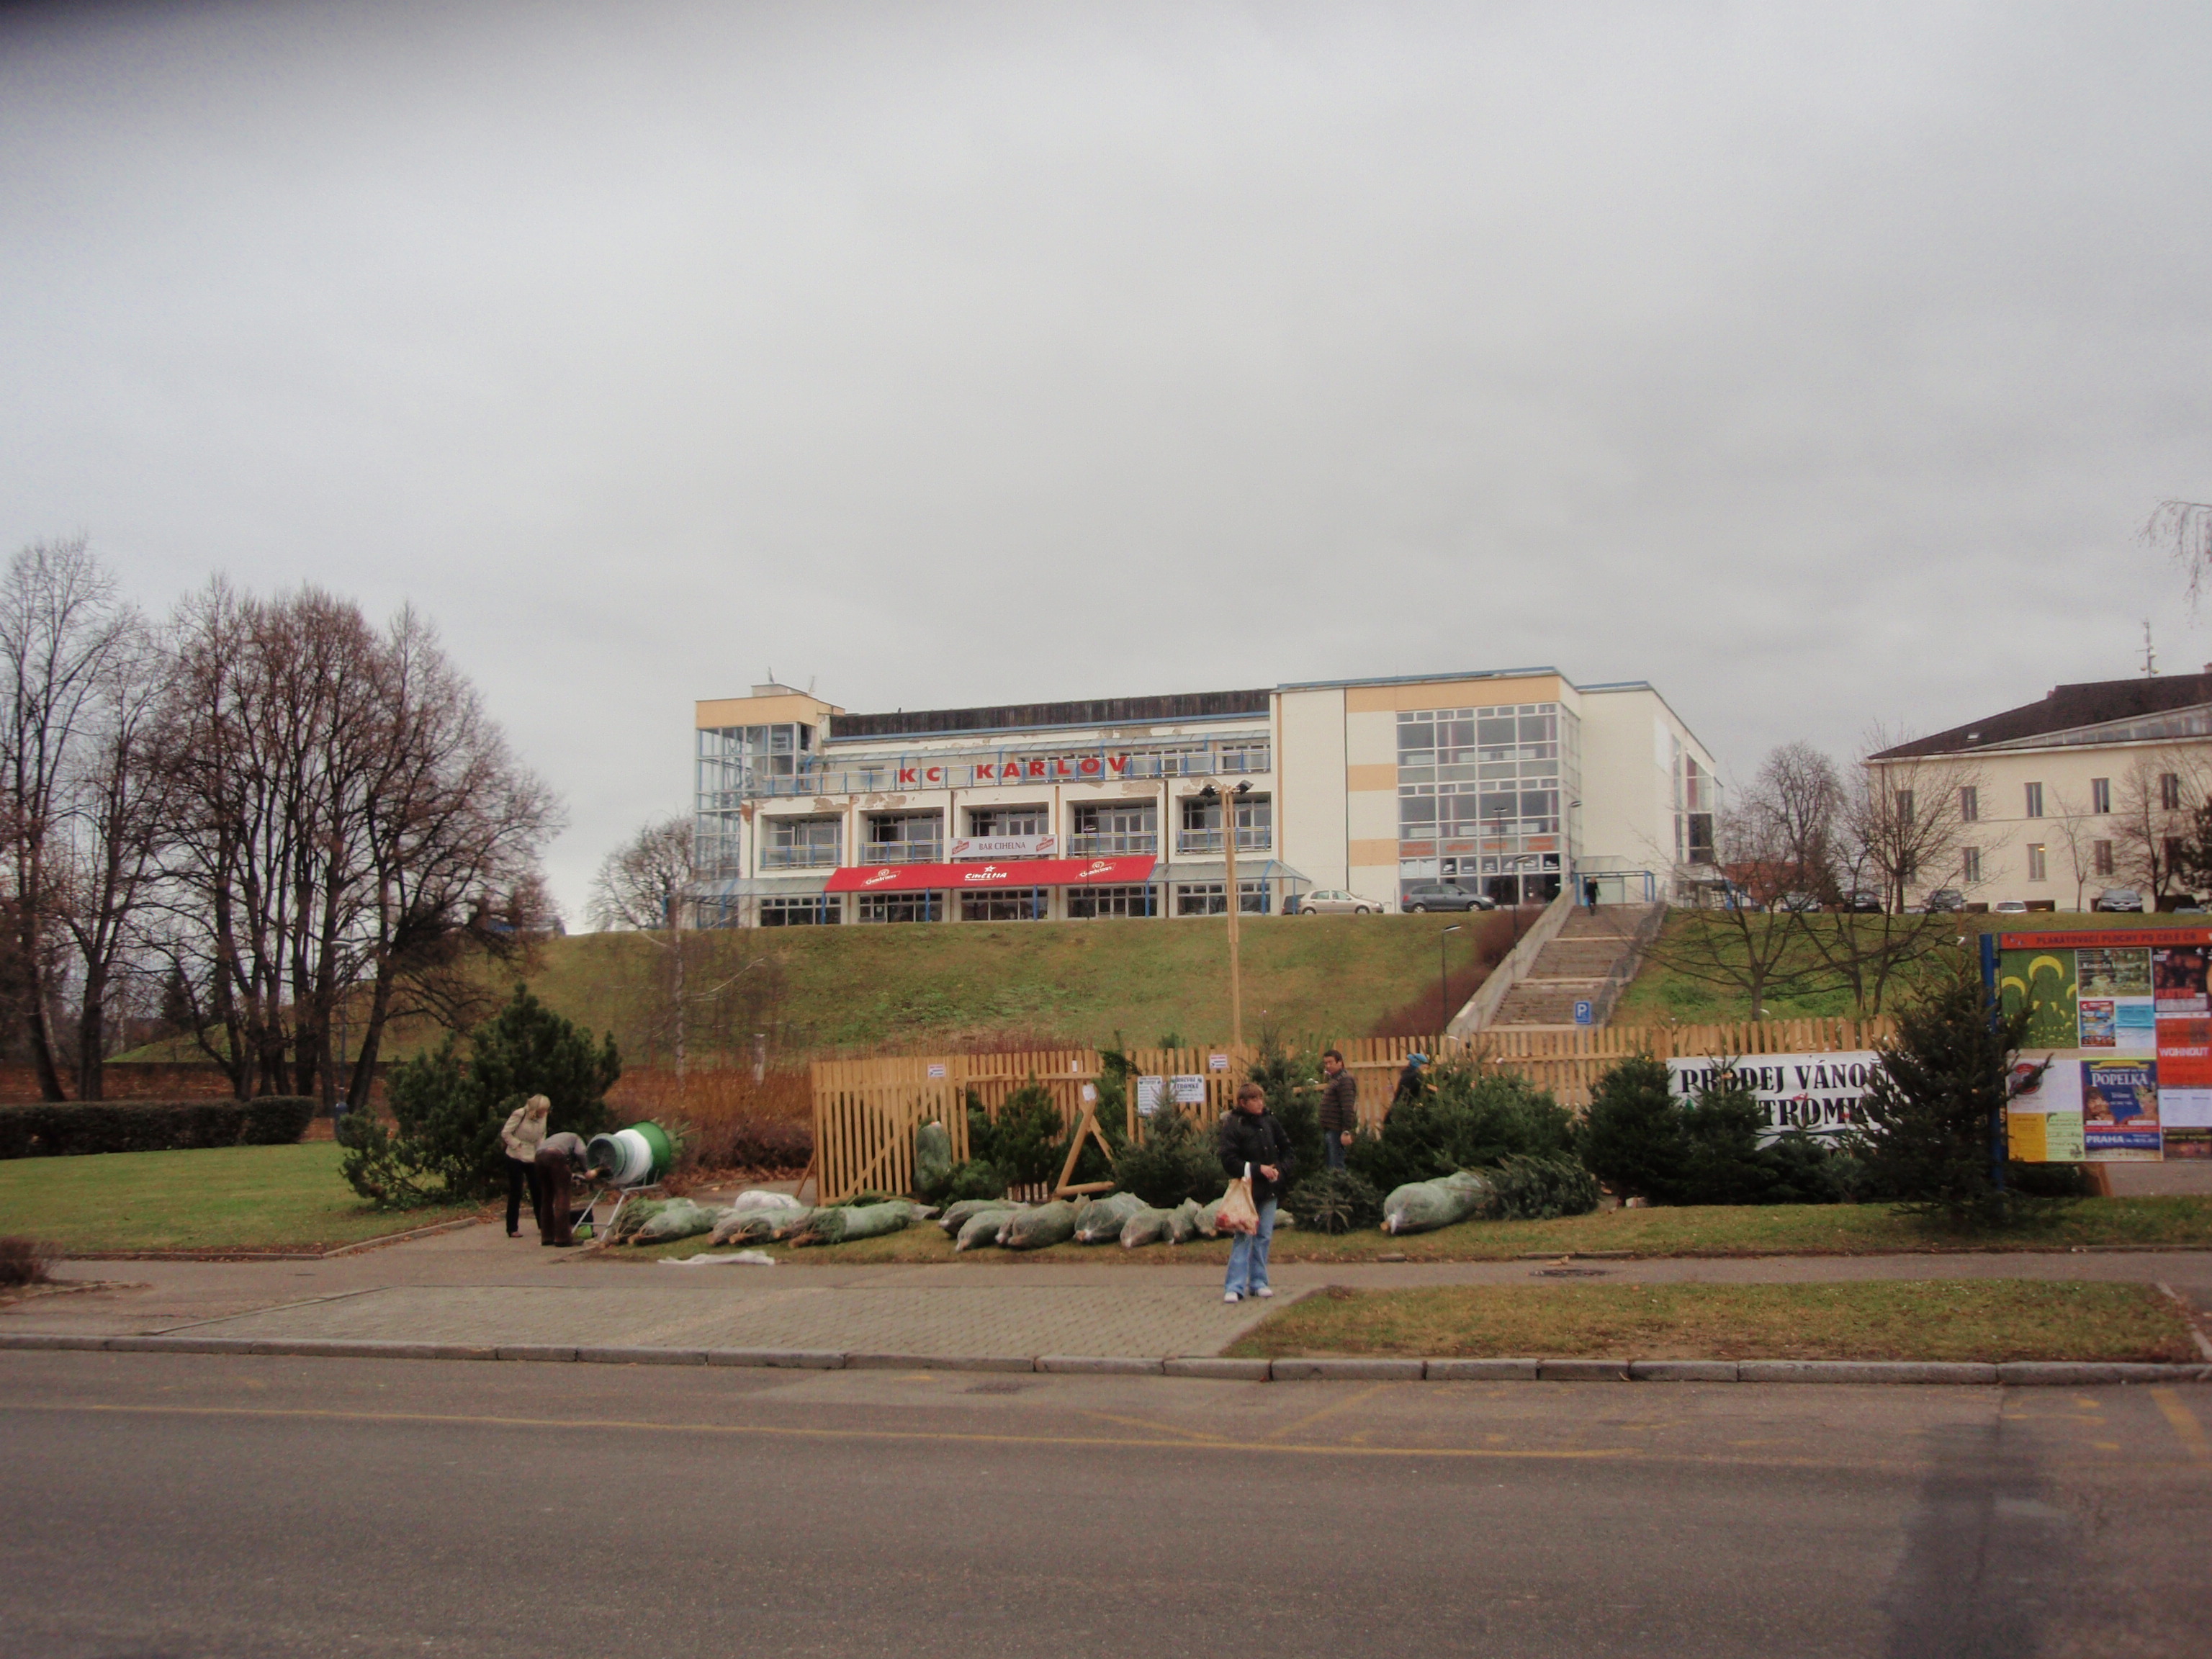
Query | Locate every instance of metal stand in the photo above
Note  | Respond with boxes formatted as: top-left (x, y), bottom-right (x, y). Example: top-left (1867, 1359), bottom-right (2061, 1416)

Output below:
top-left (577, 1181), bottom-right (662, 1243)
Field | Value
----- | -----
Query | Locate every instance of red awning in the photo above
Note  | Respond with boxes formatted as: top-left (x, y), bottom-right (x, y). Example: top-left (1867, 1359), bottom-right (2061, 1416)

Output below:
top-left (824, 856), bottom-right (1157, 894)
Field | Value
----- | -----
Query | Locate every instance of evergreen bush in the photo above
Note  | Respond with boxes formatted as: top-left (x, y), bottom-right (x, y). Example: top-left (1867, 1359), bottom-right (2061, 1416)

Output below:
top-left (1286, 1167), bottom-right (1382, 1233)
top-left (1348, 1058), bottom-right (1574, 1192)
top-left (0, 1098), bottom-right (316, 1159)
top-left (1483, 1154), bottom-right (1601, 1220)
top-left (1577, 1055), bottom-right (1856, 1206)
top-left (1112, 1108), bottom-right (1227, 1207)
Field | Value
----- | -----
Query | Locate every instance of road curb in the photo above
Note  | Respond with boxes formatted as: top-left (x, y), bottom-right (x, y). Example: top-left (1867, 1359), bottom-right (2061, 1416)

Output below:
top-left (1, 1332), bottom-right (2206, 1385)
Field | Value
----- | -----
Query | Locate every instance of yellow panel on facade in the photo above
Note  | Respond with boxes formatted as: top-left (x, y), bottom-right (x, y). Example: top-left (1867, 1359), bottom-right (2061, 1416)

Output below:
top-left (696, 693), bottom-right (842, 729)
top-left (1344, 675), bottom-right (1563, 714)
top-left (1345, 763), bottom-right (1398, 792)
top-left (1347, 837), bottom-right (1401, 866)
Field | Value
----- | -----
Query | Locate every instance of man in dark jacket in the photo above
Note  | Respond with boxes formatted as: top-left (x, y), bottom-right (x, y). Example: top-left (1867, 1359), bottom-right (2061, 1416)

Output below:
top-left (1217, 1081), bottom-right (1293, 1303)
top-left (1318, 1049), bottom-right (1358, 1170)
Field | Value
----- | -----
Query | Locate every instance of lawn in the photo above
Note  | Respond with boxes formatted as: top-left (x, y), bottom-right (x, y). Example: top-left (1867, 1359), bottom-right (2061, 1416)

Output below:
top-left (1614, 910), bottom-right (2207, 1024)
top-left (0, 1143), bottom-right (480, 1254)
top-left (1223, 1280), bottom-right (2202, 1363)
top-left (606, 1195), bottom-right (2212, 1266)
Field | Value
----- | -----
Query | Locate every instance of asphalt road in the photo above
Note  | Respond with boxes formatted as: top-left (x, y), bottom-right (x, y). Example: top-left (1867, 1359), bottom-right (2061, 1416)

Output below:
top-left (1, 1352), bottom-right (2206, 1659)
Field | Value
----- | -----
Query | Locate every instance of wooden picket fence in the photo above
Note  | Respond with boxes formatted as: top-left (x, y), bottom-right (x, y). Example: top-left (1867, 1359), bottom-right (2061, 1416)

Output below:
top-left (808, 1018), bottom-right (1897, 1204)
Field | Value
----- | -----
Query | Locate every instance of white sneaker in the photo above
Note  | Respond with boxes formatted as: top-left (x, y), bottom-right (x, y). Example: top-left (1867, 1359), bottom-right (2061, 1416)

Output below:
top-left (1224, 1290), bottom-right (1241, 1303)
top-left (1254, 1287), bottom-right (1274, 1299)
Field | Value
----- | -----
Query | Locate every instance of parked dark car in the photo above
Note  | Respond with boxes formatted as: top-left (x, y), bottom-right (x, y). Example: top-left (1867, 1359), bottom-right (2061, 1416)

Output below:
top-left (1842, 890), bottom-right (1886, 913)
top-left (2093, 887), bottom-right (2146, 912)
top-left (1917, 888), bottom-right (1966, 914)
top-left (1400, 882), bottom-right (1497, 914)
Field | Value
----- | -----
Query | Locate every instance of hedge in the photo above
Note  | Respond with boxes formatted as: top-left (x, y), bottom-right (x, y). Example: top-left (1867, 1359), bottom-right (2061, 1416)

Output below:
top-left (0, 1097), bottom-right (318, 1159)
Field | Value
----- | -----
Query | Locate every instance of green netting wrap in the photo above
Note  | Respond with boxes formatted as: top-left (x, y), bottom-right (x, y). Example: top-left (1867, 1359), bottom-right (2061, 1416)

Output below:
top-left (914, 1120), bottom-right (954, 1195)
top-left (939, 1198), bottom-right (1022, 1236)
top-left (1118, 1205), bottom-right (1172, 1249)
top-left (711, 1206), bottom-right (806, 1246)
top-left (1071, 1192), bottom-right (1146, 1244)
top-left (956, 1208), bottom-right (1020, 1251)
top-left (791, 1200), bottom-right (920, 1247)
top-left (632, 1198), bottom-right (717, 1244)
top-left (763, 1207), bottom-right (819, 1242)
top-left (1191, 1195), bottom-right (1229, 1238)
top-left (1380, 1169), bottom-right (1494, 1235)
top-left (999, 1200), bottom-right (1077, 1250)
top-left (605, 1197), bottom-right (669, 1244)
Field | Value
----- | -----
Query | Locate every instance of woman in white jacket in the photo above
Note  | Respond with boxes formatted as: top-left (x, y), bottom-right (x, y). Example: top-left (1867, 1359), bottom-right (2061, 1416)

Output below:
top-left (500, 1095), bottom-right (552, 1237)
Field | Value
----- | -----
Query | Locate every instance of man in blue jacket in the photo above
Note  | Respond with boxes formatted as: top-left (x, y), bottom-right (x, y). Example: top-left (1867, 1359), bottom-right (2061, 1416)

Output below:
top-left (1217, 1081), bottom-right (1293, 1303)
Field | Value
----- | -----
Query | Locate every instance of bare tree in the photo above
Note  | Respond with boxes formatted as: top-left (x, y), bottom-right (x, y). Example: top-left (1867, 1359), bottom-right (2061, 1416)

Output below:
top-left (2108, 751), bottom-right (2206, 906)
top-left (1747, 740), bottom-right (1845, 900)
top-left (56, 612), bottom-right (172, 1098)
top-left (2144, 500), bottom-right (2212, 603)
top-left (0, 539), bottom-right (136, 1098)
top-left (588, 815), bottom-right (695, 932)
top-left (1850, 733), bottom-right (1989, 914)
top-left (2046, 786), bottom-right (2100, 912)
top-left (1642, 796), bottom-right (1817, 1019)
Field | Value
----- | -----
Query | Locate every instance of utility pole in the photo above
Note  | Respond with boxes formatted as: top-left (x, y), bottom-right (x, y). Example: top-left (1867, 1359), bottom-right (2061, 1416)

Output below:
top-left (1439, 924), bottom-right (1462, 1033)
top-left (1202, 781), bottom-right (1254, 1049)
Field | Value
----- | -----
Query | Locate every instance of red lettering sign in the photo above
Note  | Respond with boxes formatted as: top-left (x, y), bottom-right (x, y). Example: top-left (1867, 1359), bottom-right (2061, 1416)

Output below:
top-left (896, 768), bottom-right (916, 786)
top-left (924, 765), bottom-right (943, 785)
top-left (1107, 755), bottom-right (1128, 773)
top-left (974, 763), bottom-right (995, 781)
top-left (1027, 760), bottom-right (1046, 778)
top-left (1079, 756), bottom-right (1100, 775)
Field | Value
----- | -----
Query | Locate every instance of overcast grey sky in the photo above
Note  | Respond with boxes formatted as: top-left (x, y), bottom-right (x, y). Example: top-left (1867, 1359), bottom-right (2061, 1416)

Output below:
top-left (4, 0), bottom-right (2210, 916)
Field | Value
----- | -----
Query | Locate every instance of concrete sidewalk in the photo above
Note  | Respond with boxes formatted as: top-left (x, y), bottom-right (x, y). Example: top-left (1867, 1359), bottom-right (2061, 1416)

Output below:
top-left (6, 1218), bottom-right (2212, 1362)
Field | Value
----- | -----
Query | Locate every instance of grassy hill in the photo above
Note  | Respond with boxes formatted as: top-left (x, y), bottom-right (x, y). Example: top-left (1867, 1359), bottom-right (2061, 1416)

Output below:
top-left (520, 912), bottom-right (1510, 1064)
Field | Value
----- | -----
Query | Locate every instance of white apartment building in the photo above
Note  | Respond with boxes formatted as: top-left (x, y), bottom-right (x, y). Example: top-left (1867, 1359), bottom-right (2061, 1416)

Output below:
top-left (692, 667), bottom-right (1719, 925)
top-left (1866, 671), bottom-right (2212, 909)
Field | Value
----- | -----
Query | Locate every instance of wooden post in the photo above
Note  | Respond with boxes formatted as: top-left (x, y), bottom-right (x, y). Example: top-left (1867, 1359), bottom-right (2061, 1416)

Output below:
top-left (1225, 810), bottom-right (1242, 1049)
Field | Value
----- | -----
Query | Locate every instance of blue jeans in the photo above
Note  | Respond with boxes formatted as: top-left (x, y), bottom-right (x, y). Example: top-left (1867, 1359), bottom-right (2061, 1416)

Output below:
top-left (1226, 1199), bottom-right (1277, 1296)
top-left (1324, 1132), bottom-right (1348, 1171)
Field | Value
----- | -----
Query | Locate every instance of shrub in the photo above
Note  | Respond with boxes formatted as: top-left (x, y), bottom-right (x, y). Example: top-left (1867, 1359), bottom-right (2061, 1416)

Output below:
top-left (1845, 965), bottom-right (2058, 1226)
top-left (1349, 1059), bottom-right (1574, 1192)
top-left (1286, 1167), bottom-right (1382, 1233)
top-left (968, 1082), bottom-right (1069, 1187)
top-left (1112, 1109), bottom-right (1226, 1207)
top-left (0, 1098), bottom-right (317, 1159)
top-left (1575, 1056), bottom-right (1688, 1203)
top-left (692, 1114), bottom-right (812, 1172)
top-left (338, 986), bottom-right (621, 1208)
top-left (1484, 1154), bottom-right (1601, 1220)
top-left (1578, 1055), bottom-right (1858, 1206)
top-left (0, 1236), bottom-right (53, 1288)
top-left (1246, 1043), bottom-right (1323, 1173)
top-left (938, 1159), bottom-right (1012, 1202)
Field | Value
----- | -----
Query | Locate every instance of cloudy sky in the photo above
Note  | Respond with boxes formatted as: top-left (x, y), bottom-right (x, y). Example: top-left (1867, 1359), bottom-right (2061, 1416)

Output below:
top-left (4, 0), bottom-right (2210, 915)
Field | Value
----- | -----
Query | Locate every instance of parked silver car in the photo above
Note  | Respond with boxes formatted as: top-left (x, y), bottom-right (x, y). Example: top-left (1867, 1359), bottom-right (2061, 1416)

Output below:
top-left (1292, 889), bottom-right (1383, 914)
top-left (2093, 887), bottom-right (2146, 912)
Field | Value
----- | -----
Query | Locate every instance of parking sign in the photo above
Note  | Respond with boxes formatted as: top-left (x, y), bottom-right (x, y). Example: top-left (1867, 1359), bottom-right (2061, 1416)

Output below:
top-left (1573, 999), bottom-right (1594, 1025)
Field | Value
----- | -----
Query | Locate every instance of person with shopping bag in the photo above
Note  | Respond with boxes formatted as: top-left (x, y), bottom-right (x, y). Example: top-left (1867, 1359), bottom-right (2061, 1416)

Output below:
top-left (1216, 1079), bottom-right (1293, 1303)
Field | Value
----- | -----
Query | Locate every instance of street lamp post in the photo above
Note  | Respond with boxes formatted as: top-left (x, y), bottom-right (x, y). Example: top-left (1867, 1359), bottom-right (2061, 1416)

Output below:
top-left (1439, 923), bottom-right (1462, 1034)
top-left (1199, 781), bottom-right (1254, 1049)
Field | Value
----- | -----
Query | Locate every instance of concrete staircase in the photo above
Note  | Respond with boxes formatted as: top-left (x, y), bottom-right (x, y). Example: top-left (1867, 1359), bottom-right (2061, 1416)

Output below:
top-left (1488, 905), bottom-right (1663, 1028)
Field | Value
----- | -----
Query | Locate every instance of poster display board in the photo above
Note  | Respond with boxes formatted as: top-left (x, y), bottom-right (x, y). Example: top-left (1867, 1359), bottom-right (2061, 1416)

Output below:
top-left (1991, 928), bottom-right (2208, 1161)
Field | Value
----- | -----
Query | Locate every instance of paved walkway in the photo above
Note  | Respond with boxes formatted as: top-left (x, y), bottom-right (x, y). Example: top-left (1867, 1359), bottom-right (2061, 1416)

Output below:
top-left (6, 1218), bottom-right (2211, 1360)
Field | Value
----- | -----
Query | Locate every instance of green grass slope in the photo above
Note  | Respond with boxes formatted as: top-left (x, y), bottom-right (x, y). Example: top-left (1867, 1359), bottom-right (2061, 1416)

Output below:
top-left (521, 913), bottom-right (1495, 1061)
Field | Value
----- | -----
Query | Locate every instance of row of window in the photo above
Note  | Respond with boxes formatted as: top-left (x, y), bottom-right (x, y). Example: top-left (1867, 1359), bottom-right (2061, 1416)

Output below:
top-left (1966, 837), bottom-right (2186, 884)
top-left (756, 882), bottom-right (1276, 925)
top-left (1925, 775), bottom-right (2185, 826)
top-left (762, 799), bottom-right (1275, 866)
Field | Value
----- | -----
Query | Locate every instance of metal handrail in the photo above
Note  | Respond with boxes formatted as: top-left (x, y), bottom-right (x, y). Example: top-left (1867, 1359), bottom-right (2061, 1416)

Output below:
top-left (1066, 832), bottom-right (1159, 855)
top-left (1174, 828), bottom-right (1273, 855)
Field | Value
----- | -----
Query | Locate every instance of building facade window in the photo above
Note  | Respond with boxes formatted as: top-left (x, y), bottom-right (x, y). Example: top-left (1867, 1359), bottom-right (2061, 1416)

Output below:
top-left (2025, 782), bottom-right (2044, 819)
top-left (2027, 843), bottom-right (2046, 882)
top-left (2092, 777), bottom-right (2111, 814)
top-left (1174, 881), bottom-right (1269, 916)
top-left (760, 894), bottom-right (840, 925)
top-left (1179, 793), bottom-right (1271, 853)
top-left (761, 816), bottom-right (840, 869)
top-left (857, 891), bottom-right (943, 924)
top-left (866, 812), bottom-right (943, 864)
top-left (961, 887), bottom-right (1048, 922)
top-left (1066, 884), bottom-right (1158, 919)
top-left (1069, 801), bottom-right (1156, 855)
top-left (2095, 840), bottom-right (2115, 876)
top-left (1896, 789), bottom-right (1914, 825)
top-left (1961, 846), bottom-right (1981, 883)
top-left (967, 806), bottom-right (1047, 837)
top-left (2162, 773), bottom-right (2183, 811)
top-left (1396, 702), bottom-right (1576, 890)
top-left (1959, 787), bottom-right (1978, 823)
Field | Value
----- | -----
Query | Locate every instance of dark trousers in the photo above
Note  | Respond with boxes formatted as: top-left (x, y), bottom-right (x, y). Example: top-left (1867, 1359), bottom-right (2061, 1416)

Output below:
top-left (506, 1156), bottom-right (544, 1235)
top-left (534, 1150), bottom-right (575, 1244)
top-left (1323, 1131), bottom-right (1348, 1172)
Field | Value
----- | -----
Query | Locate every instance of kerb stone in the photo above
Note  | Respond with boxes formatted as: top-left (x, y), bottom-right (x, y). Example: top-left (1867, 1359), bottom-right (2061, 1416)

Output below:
top-left (1269, 1357), bottom-right (1424, 1382)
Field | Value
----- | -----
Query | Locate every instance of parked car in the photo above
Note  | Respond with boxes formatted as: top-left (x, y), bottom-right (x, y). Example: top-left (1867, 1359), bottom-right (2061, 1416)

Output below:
top-left (1917, 888), bottom-right (1966, 914)
top-left (1400, 882), bottom-right (1498, 913)
top-left (2093, 887), bottom-right (2146, 912)
top-left (1776, 891), bottom-right (1822, 912)
top-left (1290, 889), bottom-right (1382, 914)
top-left (1841, 889), bottom-right (1885, 913)
top-left (1992, 899), bottom-right (2029, 914)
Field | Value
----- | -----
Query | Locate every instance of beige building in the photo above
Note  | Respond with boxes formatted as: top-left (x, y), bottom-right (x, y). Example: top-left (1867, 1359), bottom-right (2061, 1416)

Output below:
top-left (692, 667), bottom-right (1719, 925)
top-left (1866, 672), bottom-right (2212, 909)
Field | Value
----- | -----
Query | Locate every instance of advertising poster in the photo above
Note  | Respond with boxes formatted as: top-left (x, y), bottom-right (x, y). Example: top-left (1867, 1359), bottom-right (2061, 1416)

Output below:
top-left (2078, 947), bottom-right (2152, 998)
top-left (2000, 949), bottom-right (2078, 1048)
top-left (1135, 1076), bottom-right (1166, 1118)
top-left (2007, 1058), bottom-right (2086, 1163)
top-left (2082, 1058), bottom-right (2162, 1160)
top-left (2152, 946), bottom-right (2209, 1015)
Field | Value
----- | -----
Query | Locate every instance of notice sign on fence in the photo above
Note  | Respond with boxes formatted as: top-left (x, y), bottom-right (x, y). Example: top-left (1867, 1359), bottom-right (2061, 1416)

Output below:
top-left (1208, 1053), bottom-right (1229, 1072)
top-left (1136, 1076), bottom-right (1166, 1118)
top-left (1666, 1053), bottom-right (1883, 1141)
top-left (1172, 1075), bottom-right (1208, 1105)
top-left (927, 1064), bottom-right (947, 1079)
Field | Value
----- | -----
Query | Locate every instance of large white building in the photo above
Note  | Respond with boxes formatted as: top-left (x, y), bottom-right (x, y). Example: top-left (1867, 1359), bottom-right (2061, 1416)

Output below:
top-left (692, 667), bottom-right (1719, 925)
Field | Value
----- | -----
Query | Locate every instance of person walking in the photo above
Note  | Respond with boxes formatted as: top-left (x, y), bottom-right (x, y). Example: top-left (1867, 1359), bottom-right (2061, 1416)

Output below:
top-left (1218, 1079), bottom-right (1292, 1303)
top-left (500, 1095), bottom-right (551, 1237)
top-left (533, 1129), bottom-right (598, 1247)
top-left (1318, 1048), bottom-right (1358, 1171)
top-left (1584, 876), bottom-right (1600, 909)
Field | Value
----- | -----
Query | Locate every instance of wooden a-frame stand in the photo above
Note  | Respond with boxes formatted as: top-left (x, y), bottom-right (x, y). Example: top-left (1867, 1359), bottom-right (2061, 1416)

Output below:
top-left (1051, 1095), bottom-right (1118, 1200)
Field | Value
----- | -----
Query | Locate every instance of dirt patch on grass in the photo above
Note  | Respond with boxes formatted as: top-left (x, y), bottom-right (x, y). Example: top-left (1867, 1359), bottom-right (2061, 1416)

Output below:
top-left (1226, 1280), bottom-right (2203, 1363)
